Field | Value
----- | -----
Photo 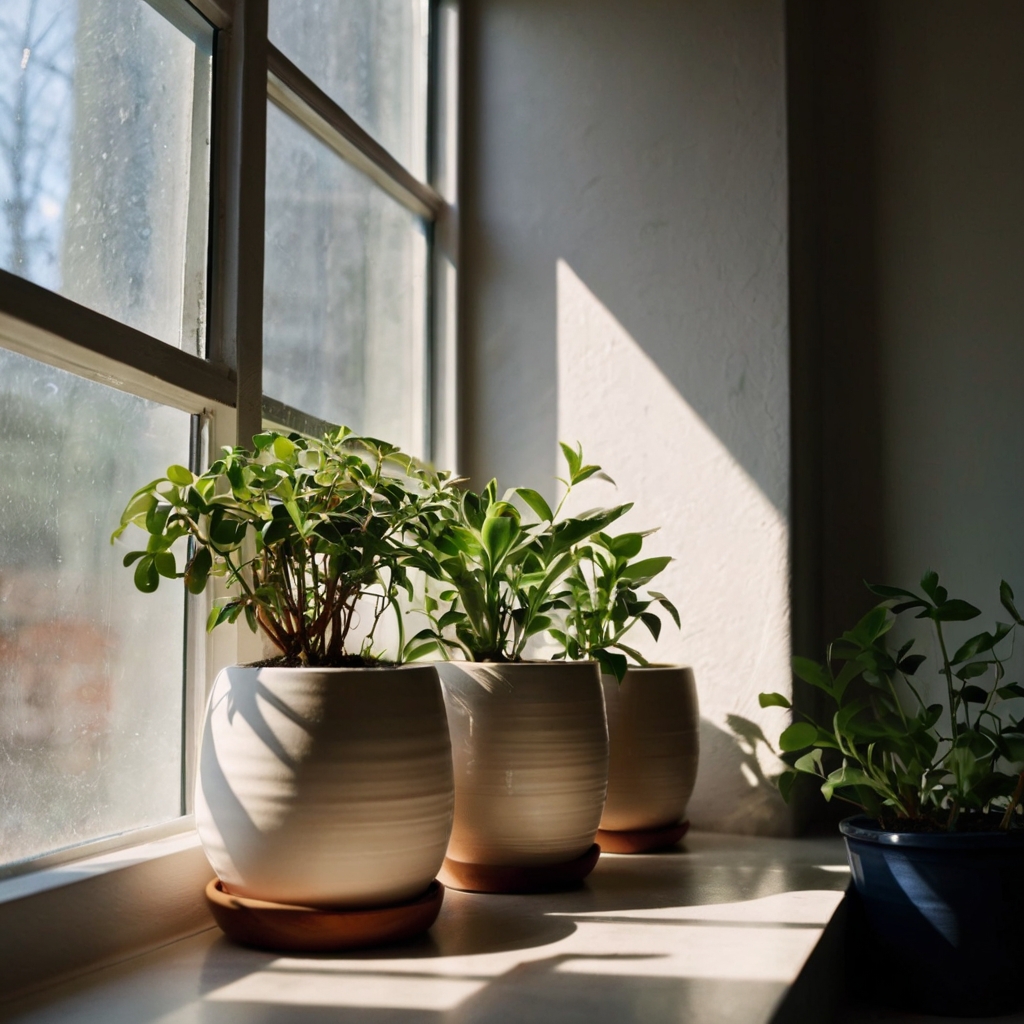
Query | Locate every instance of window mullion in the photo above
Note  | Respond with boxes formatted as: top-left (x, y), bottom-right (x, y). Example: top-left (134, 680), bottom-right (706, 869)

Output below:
top-left (0, 271), bottom-right (235, 413)
top-left (267, 44), bottom-right (443, 221)
top-left (208, 0), bottom-right (268, 450)
top-left (261, 396), bottom-right (339, 441)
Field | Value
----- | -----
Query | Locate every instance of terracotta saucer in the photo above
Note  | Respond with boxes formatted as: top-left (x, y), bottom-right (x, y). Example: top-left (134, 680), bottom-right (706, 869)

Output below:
top-left (205, 879), bottom-right (445, 952)
top-left (439, 843), bottom-right (601, 894)
top-left (596, 820), bottom-right (690, 854)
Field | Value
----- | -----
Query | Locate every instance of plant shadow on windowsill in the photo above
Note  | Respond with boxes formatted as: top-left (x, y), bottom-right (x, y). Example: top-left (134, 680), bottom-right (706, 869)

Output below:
top-left (196, 922), bottom-right (831, 1024)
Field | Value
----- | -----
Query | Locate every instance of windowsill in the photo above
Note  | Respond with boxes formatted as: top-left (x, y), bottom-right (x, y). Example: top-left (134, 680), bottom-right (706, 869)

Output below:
top-left (0, 827), bottom-right (215, 1002)
top-left (0, 832), bottom-right (850, 1024)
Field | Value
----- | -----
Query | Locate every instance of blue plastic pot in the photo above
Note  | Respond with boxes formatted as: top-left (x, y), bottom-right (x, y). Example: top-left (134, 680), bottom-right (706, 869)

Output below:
top-left (841, 815), bottom-right (1024, 1017)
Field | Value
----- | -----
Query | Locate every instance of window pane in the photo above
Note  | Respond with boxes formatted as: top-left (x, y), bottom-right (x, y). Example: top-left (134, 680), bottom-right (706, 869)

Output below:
top-left (269, 0), bottom-right (429, 178)
top-left (0, 0), bottom-right (212, 354)
top-left (0, 347), bottom-right (190, 869)
top-left (263, 105), bottom-right (428, 454)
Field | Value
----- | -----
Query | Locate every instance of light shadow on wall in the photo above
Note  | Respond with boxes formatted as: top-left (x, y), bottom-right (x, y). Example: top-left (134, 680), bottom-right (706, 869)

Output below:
top-left (556, 260), bottom-right (791, 831)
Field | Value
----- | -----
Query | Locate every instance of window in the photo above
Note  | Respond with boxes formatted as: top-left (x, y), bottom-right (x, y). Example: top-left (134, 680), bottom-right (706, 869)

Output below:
top-left (0, 0), bottom-right (452, 878)
top-left (0, 0), bottom-right (212, 352)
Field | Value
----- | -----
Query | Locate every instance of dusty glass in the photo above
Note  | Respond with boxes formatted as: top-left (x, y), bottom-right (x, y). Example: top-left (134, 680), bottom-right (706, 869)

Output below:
top-left (0, 0), bottom-right (212, 354)
top-left (269, 0), bottom-right (429, 177)
top-left (263, 105), bottom-right (428, 454)
top-left (0, 348), bottom-right (190, 869)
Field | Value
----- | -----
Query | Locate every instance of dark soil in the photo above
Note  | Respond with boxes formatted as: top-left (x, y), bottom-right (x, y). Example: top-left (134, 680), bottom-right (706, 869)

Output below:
top-left (242, 654), bottom-right (398, 669)
top-left (876, 812), bottom-right (1019, 834)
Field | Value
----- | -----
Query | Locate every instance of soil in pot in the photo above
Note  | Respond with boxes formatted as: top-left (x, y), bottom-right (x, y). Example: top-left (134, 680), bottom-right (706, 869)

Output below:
top-left (841, 815), bottom-right (1024, 1017)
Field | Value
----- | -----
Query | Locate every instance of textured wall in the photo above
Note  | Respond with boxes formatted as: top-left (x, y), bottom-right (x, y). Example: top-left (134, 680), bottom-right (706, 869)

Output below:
top-left (872, 2), bottom-right (1024, 619)
top-left (460, 0), bottom-right (793, 833)
top-left (791, 0), bottom-right (1024, 687)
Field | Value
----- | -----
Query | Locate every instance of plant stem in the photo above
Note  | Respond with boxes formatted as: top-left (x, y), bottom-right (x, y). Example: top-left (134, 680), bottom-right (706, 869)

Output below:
top-left (945, 798), bottom-right (960, 831)
top-left (934, 619), bottom-right (959, 744)
top-left (1000, 771), bottom-right (1024, 830)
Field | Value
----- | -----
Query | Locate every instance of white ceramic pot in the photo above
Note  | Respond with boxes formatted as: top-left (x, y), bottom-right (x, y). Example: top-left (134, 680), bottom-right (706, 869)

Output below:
top-left (599, 666), bottom-right (699, 832)
top-left (195, 664), bottom-right (454, 908)
top-left (437, 661), bottom-right (608, 867)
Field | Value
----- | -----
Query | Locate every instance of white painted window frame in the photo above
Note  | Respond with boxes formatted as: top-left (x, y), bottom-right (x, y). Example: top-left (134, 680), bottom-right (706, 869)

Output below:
top-left (0, 0), bottom-right (459, 998)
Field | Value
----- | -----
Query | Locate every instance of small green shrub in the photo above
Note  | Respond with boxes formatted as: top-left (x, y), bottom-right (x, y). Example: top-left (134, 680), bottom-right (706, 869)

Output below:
top-left (550, 528), bottom-right (679, 682)
top-left (402, 443), bottom-right (630, 663)
top-left (762, 572), bottom-right (1024, 831)
top-left (112, 428), bottom-right (447, 666)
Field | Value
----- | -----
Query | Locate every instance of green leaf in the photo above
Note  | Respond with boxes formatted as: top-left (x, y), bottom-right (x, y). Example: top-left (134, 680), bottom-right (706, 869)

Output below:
top-left (822, 765), bottom-right (883, 801)
top-left (446, 528), bottom-right (485, 562)
top-left (166, 464), bottom-right (193, 486)
top-left (649, 592), bottom-right (681, 629)
top-left (920, 570), bottom-right (942, 602)
top-left (153, 552), bottom-right (177, 579)
top-left (145, 503), bottom-right (170, 536)
top-left (866, 582), bottom-right (920, 601)
top-left (524, 615), bottom-right (553, 638)
top-left (283, 499), bottom-right (305, 537)
top-left (120, 491), bottom-right (158, 525)
top-left (955, 661), bottom-right (990, 682)
top-left (404, 641), bottom-right (441, 662)
top-left (777, 769), bottom-right (799, 803)
top-left (953, 631), bottom-right (997, 664)
top-left (960, 684), bottom-right (988, 704)
top-left (898, 653), bottom-right (927, 676)
top-left (572, 465), bottom-right (613, 485)
top-left (997, 683), bottom-right (1024, 701)
top-left (206, 603), bottom-right (228, 632)
top-left (779, 722), bottom-right (818, 752)
top-left (1001, 581), bottom-right (1023, 624)
top-left (793, 748), bottom-right (824, 775)
top-left (936, 599), bottom-right (982, 622)
top-left (184, 547), bottom-right (213, 595)
top-left (481, 507), bottom-right (518, 565)
top-left (640, 612), bottom-right (661, 641)
top-left (515, 488), bottom-right (554, 522)
top-left (621, 556), bottom-right (671, 583)
top-left (848, 604), bottom-right (895, 644)
top-left (609, 533), bottom-right (644, 559)
top-left (559, 441), bottom-right (582, 479)
top-left (134, 556), bottom-right (159, 593)
top-left (759, 691), bottom-right (792, 709)
top-left (595, 649), bottom-right (629, 682)
top-left (272, 435), bottom-right (297, 462)
top-left (792, 656), bottom-right (833, 695)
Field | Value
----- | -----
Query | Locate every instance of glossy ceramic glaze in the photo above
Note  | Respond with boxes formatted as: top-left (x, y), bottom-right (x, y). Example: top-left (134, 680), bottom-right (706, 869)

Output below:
top-left (437, 661), bottom-right (609, 866)
top-left (195, 665), bottom-right (454, 908)
top-left (599, 666), bottom-right (699, 832)
top-left (842, 815), bottom-right (1024, 1016)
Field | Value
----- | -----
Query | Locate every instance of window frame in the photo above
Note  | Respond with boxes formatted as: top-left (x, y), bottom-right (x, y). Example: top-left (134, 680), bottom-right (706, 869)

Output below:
top-left (0, 0), bottom-right (458, 899)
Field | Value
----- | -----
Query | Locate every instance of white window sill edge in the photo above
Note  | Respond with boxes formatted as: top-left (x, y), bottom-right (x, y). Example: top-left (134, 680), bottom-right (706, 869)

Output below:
top-left (0, 833), bottom-right (853, 1024)
top-left (0, 826), bottom-right (216, 1004)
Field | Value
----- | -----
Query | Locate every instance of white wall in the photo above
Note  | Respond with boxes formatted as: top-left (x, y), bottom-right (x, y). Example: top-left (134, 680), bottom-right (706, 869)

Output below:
top-left (460, 0), bottom-right (793, 834)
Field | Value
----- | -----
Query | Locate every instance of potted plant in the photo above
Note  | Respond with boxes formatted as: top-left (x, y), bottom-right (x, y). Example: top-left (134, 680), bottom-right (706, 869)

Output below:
top-left (552, 531), bottom-right (698, 854)
top-left (112, 429), bottom-right (455, 946)
top-left (761, 572), bottom-right (1024, 1016)
top-left (402, 444), bottom-right (628, 892)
